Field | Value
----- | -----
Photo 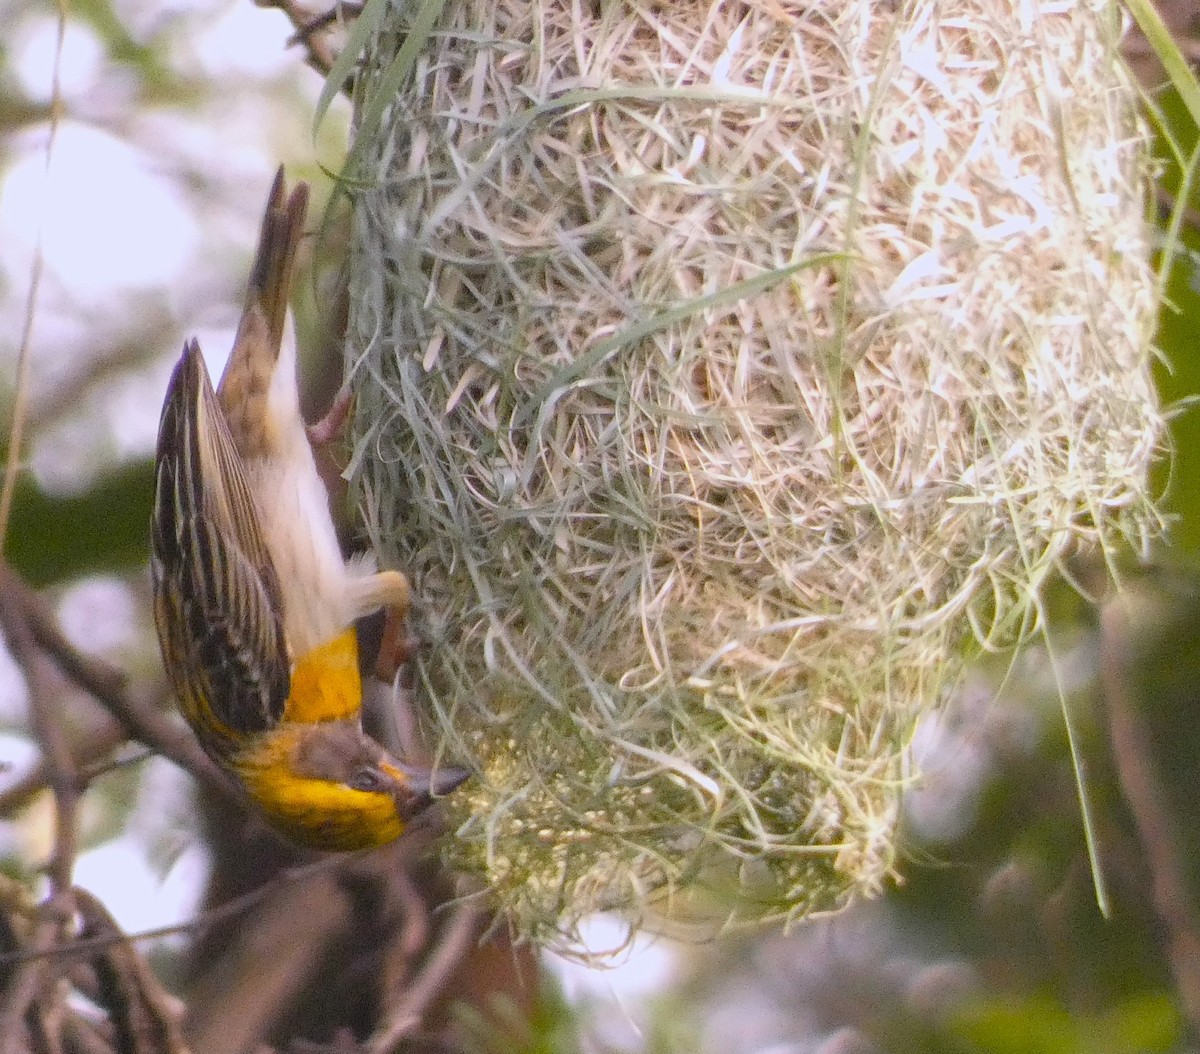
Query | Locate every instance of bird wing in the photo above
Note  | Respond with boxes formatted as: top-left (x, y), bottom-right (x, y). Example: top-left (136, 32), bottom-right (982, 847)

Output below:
top-left (151, 340), bottom-right (291, 752)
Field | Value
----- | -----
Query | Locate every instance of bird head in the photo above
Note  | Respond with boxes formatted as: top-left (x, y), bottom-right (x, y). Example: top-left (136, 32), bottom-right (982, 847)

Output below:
top-left (234, 721), bottom-right (468, 851)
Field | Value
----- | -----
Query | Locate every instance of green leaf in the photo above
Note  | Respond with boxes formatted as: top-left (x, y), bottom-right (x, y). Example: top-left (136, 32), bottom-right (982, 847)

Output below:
top-left (344, 0), bottom-right (446, 179)
top-left (4, 459), bottom-right (154, 586)
top-left (1125, 0), bottom-right (1200, 132)
top-left (313, 0), bottom-right (390, 137)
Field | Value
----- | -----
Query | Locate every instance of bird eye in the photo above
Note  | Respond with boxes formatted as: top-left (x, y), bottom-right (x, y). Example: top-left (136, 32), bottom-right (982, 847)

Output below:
top-left (348, 768), bottom-right (385, 793)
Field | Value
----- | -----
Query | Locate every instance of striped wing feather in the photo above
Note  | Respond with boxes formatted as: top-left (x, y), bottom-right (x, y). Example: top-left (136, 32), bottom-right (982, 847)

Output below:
top-left (151, 341), bottom-right (290, 753)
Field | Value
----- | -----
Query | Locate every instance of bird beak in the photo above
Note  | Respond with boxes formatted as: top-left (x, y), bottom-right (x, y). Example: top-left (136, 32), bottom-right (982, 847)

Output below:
top-left (404, 763), bottom-right (471, 798)
top-left (387, 762), bottom-right (470, 821)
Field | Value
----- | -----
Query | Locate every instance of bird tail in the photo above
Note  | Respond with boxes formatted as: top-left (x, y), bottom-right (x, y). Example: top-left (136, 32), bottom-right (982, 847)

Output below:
top-left (245, 167), bottom-right (310, 357)
top-left (216, 168), bottom-right (311, 461)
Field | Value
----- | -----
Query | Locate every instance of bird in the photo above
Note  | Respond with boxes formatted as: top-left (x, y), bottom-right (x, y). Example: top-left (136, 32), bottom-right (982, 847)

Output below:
top-left (150, 168), bottom-right (466, 851)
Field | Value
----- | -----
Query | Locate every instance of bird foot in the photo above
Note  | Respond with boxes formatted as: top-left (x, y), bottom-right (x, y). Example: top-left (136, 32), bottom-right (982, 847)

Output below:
top-left (287, 0), bottom-right (365, 46)
top-left (374, 603), bottom-right (419, 682)
top-left (306, 385), bottom-right (352, 446)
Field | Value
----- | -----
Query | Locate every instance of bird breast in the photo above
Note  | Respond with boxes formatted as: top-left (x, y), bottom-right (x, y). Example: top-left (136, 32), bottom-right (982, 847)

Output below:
top-left (241, 443), bottom-right (353, 658)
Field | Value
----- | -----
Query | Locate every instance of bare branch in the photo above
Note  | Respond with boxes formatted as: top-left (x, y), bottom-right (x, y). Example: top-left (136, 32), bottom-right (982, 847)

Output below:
top-left (366, 900), bottom-right (484, 1054)
top-left (1101, 595), bottom-right (1200, 1034)
top-left (75, 889), bottom-right (190, 1054)
top-left (254, 0), bottom-right (363, 81)
top-left (0, 570), bottom-right (80, 895)
top-left (0, 915), bottom-right (63, 1054)
top-left (183, 870), bottom-right (354, 1054)
top-left (0, 718), bottom-right (126, 818)
top-left (0, 561), bottom-right (238, 804)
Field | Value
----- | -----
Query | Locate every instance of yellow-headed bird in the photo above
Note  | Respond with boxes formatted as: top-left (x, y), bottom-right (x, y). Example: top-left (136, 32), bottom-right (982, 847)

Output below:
top-left (151, 170), bottom-right (465, 851)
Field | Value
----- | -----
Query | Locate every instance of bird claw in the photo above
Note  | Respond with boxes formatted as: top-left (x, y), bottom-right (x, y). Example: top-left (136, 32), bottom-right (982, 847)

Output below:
top-left (374, 603), bottom-right (419, 682)
top-left (287, 0), bottom-right (365, 46)
top-left (306, 385), bottom-right (352, 447)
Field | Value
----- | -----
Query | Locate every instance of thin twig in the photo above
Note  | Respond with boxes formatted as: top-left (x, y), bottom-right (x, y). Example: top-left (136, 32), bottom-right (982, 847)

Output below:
top-left (0, 719), bottom-right (128, 817)
top-left (0, 852), bottom-right (356, 968)
top-left (0, 2), bottom-right (66, 553)
top-left (0, 915), bottom-right (61, 1054)
top-left (183, 870), bottom-right (354, 1054)
top-left (74, 889), bottom-right (190, 1054)
top-left (366, 901), bottom-right (484, 1054)
top-left (62, 1014), bottom-right (120, 1054)
top-left (0, 578), bottom-right (79, 895)
top-left (355, 848), bottom-right (433, 1016)
top-left (1101, 595), bottom-right (1200, 1034)
top-left (0, 562), bottom-right (237, 804)
top-left (254, 0), bottom-right (361, 80)
top-left (393, 870), bottom-right (432, 960)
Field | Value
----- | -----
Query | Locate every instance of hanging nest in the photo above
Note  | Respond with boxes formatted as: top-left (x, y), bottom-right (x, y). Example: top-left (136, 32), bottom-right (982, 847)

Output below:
top-left (343, 0), bottom-right (1162, 944)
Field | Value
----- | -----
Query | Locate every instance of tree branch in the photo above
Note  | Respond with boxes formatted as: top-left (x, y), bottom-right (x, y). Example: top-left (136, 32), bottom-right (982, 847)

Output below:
top-left (1101, 595), bottom-right (1200, 1034)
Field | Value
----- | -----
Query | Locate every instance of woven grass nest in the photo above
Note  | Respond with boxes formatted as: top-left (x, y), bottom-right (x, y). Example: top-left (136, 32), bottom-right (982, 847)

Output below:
top-left (343, 0), bottom-right (1162, 943)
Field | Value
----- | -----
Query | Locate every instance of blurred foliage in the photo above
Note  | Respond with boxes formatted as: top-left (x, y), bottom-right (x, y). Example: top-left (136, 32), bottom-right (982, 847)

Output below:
top-left (2, 456), bottom-right (153, 585)
top-left (1150, 86), bottom-right (1200, 553)
top-left (453, 983), bottom-right (585, 1054)
top-left (952, 992), bottom-right (1180, 1054)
